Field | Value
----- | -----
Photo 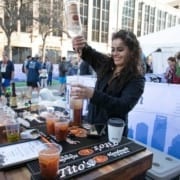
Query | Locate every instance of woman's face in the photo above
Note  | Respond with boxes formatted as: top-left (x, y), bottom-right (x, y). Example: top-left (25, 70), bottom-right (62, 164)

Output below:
top-left (168, 60), bottom-right (175, 67)
top-left (111, 38), bottom-right (130, 68)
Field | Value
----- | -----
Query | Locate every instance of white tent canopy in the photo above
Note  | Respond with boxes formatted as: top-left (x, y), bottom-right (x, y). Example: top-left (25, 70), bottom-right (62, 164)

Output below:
top-left (138, 25), bottom-right (180, 56)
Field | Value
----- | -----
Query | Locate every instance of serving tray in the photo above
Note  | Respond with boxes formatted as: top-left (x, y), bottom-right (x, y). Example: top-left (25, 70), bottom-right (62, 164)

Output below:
top-left (28, 137), bottom-right (146, 180)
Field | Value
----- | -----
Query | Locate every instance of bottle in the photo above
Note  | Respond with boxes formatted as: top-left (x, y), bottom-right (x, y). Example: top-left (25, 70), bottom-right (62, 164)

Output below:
top-left (65, 0), bottom-right (82, 37)
top-left (5, 86), bottom-right (11, 106)
top-left (10, 82), bottom-right (17, 108)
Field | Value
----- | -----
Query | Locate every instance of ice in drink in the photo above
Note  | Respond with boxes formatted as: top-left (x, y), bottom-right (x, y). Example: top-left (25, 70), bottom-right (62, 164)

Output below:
top-left (55, 120), bottom-right (69, 141)
top-left (45, 114), bottom-right (58, 135)
top-left (38, 143), bottom-right (62, 179)
top-left (70, 98), bottom-right (83, 127)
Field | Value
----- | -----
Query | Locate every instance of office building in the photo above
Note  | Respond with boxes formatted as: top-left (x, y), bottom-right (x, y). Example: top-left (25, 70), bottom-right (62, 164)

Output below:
top-left (0, 0), bottom-right (179, 63)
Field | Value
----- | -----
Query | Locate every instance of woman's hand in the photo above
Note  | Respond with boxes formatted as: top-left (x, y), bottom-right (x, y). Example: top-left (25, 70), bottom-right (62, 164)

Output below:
top-left (72, 36), bottom-right (87, 53)
top-left (71, 83), bottom-right (94, 99)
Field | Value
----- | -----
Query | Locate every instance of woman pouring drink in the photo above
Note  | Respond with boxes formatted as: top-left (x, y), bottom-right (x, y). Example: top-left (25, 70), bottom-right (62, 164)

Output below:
top-left (71, 30), bottom-right (145, 137)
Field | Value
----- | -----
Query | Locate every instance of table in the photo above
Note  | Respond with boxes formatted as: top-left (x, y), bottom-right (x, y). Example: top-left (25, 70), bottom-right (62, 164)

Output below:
top-left (0, 149), bottom-right (152, 180)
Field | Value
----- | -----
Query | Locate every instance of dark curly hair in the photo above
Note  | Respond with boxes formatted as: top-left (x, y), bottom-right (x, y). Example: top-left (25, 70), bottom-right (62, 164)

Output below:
top-left (168, 56), bottom-right (176, 62)
top-left (99, 29), bottom-right (142, 87)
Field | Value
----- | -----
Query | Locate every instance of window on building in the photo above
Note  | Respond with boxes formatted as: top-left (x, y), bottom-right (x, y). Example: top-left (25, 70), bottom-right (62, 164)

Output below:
top-left (12, 47), bottom-right (32, 64)
top-left (52, 0), bottom-right (63, 37)
top-left (156, 10), bottom-right (166, 31)
top-left (80, 0), bottom-right (89, 39)
top-left (178, 18), bottom-right (180, 25)
top-left (149, 7), bottom-right (155, 33)
top-left (167, 14), bottom-right (177, 27)
top-left (156, 10), bottom-right (161, 31)
top-left (167, 14), bottom-right (172, 27)
top-left (20, 2), bottom-right (33, 32)
top-left (144, 5), bottom-right (150, 35)
top-left (92, 0), bottom-right (100, 41)
top-left (45, 48), bottom-right (61, 63)
top-left (101, 0), bottom-right (109, 43)
top-left (161, 11), bottom-right (166, 29)
top-left (137, 2), bottom-right (143, 37)
top-left (122, 0), bottom-right (135, 32)
top-left (172, 16), bottom-right (176, 26)
top-left (39, 0), bottom-right (51, 34)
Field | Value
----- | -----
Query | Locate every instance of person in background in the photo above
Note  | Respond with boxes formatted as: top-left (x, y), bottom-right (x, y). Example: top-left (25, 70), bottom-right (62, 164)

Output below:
top-left (173, 52), bottom-right (180, 84)
top-left (0, 70), bottom-right (2, 100)
top-left (46, 56), bottom-right (53, 86)
top-left (22, 55), bottom-right (31, 74)
top-left (79, 57), bottom-right (93, 75)
top-left (0, 51), bottom-right (15, 94)
top-left (39, 60), bottom-right (48, 88)
top-left (140, 51), bottom-right (147, 75)
top-left (58, 57), bottom-right (67, 96)
top-left (146, 56), bottom-right (153, 73)
top-left (26, 56), bottom-right (41, 98)
top-left (164, 57), bottom-right (176, 83)
top-left (71, 30), bottom-right (145, 136)
top-left (67, 58), bottom-right (78, 75)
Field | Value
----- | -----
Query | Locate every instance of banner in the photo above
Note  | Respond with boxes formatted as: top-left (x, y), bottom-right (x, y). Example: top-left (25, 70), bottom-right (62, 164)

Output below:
top-left (128, 82), bottom-right (180, 159)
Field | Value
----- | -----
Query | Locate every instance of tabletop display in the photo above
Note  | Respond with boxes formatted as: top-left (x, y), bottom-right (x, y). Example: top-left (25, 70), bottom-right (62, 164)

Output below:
top-left (0, 105), bottom-right (147, 180)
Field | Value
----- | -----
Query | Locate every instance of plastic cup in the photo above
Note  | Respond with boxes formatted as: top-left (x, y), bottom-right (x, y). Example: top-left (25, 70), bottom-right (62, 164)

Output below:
top-left (5, 120), bottom-right (20, 143)
top-left (70, 97), bottom-right (83, 127)
top-left (54, 119), bottom-right (69, 141)
top-left (45, 114), bottom-right (59, 135)
top-left (38, 143), bottom-right (62, 180)
top-left (108, 118), bottom-right (125, 144)
top-left (69, 80), bottom-right (83, 127)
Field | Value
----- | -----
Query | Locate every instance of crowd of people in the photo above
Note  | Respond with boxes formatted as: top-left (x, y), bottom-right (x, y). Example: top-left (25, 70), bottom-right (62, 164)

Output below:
top-left (0, 50), bottom-right (95, 100)
top-left (0, 30), bottom-right (179, 102)
top-left (22, 55), bottom-right (54, 98)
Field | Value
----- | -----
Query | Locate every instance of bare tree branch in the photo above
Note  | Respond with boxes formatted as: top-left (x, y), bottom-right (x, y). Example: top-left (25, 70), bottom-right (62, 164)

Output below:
top-left (0, 0), bottom-right (33, 56)
top-left (36, 0), bottom-right (66, 61)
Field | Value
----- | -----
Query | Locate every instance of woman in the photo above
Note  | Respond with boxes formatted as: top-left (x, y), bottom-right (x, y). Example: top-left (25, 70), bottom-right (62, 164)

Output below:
top-left (71, 30), bottom-right (145, 137)
top-left (164, 56), bottom-right (176, 83)
top-left (58, 57), bottom-right (67, 96)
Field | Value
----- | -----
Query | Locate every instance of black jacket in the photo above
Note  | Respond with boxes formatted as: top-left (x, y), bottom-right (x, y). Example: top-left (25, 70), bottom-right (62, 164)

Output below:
top-left (58, 61), bottom-right (67, 77)
top-left (81, 46), bottom-right (145, 136)
top-left (0, 72), bottom-right (1, 97)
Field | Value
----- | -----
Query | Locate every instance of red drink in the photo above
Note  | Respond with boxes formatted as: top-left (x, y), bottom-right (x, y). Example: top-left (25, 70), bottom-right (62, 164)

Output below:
top-left (38, 143), bottom-right (62, 180)
top-left (45, 115), bottom-right (58, 135)
top-left (70, 98), bottom-right (83, 127)
top-left (55, 121), bottom-right (69, 141)
top-left (72, 109), bottom-right (82, 126)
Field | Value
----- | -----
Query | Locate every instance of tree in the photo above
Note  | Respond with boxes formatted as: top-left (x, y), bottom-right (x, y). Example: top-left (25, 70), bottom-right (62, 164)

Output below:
top-left (0, 0), bottom-right (33, 57)
top-left (35, 0), bottom-right (69, 62)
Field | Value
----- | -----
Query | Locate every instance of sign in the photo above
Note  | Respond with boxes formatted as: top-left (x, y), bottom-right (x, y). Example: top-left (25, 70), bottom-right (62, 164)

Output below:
top-left (128, 82), bottom-right (180, 159)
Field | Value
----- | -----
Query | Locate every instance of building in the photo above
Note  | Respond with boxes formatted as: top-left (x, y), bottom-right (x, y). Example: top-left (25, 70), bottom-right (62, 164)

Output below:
top-left (166, 0), bottom-right (180, 9)
top-left (0, 0), bottom-right (179, 64)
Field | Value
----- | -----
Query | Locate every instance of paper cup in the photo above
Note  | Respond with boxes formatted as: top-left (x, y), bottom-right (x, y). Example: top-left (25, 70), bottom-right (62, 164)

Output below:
top-left (108, 118), bottom-right (125, 144)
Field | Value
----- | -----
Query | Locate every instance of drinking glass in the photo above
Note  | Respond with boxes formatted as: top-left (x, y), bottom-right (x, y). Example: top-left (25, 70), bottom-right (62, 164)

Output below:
top-left (5, 119), bottom-right (20, 143)
top-left (38, 143), bottom-right (62, 180)
top-left (69, 79), bottom-right (83, 127)
top-left (54, 118), bottom-right (69, 141)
